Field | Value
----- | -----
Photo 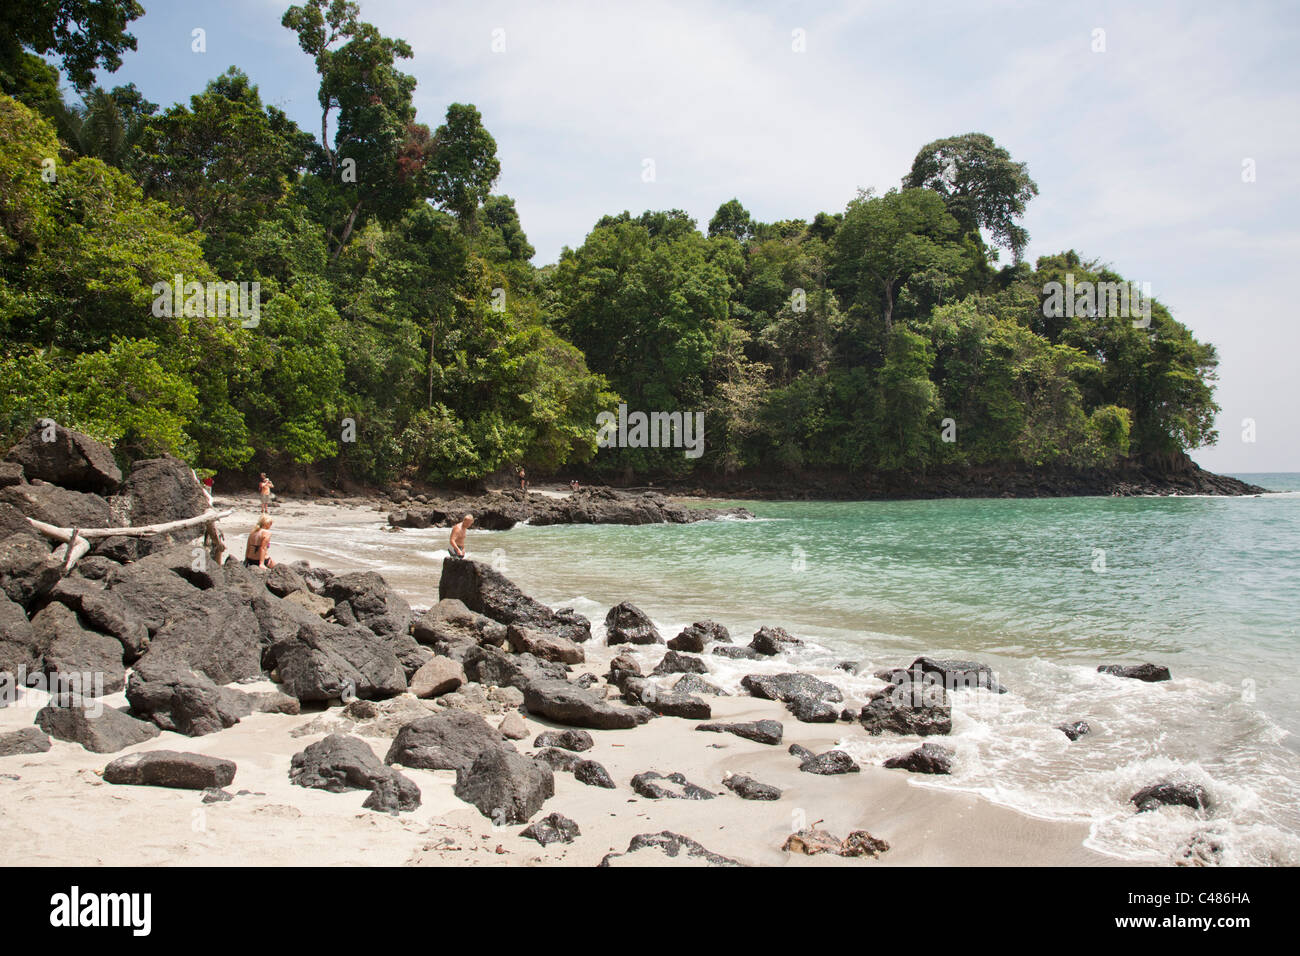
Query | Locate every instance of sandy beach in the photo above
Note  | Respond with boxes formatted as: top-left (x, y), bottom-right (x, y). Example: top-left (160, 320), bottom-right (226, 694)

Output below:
top-left (0, 494), bottom-right (1117, 867)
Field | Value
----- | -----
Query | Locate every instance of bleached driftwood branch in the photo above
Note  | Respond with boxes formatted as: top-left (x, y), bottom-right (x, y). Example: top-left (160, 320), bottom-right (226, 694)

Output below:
top-left (25, 508), bottom-right (234, 571)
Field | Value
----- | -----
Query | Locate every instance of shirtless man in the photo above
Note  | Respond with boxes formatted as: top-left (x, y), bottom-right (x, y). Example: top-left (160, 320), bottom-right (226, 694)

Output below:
top-left (246, 515), bottom-right (276, 568)
top-left (448, 514), bottom-right (474, 558)
top-left (258, 473), bottom-right (274, 514)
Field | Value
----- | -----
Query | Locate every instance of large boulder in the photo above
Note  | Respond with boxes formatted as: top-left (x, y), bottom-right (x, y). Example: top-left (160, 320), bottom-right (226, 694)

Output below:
top-left (0, 726), bottom-right (51, 756)
top-left (131, 589), bottom-right (261, 685)
top-left (453, 747), bottom-right (554, 823)
top-left (523, 677), bottom-right (651, 729)
top-left (604, 602), bottom-right (661, 645)
top-left (323, 571), bottom-right (412, 639)
top-left (653, 649), bottom-right (708, 675)
top-left (0, 481), bottom-right (112, 528)
top-left (0, 592), bottom-right (43, 677)
top-left (104, 561), bottom-right (202, 635)
top-left (437, 559), bottom-right (590, 642)
top-left (859, 682), bottom-right (952, 736)
top-left (289, 734), bottom-right (421, 812)
top-left (461, 645), bottom-right (567, 691)
top-left (1130, 780), bottom-right (1210, 813)
top-left (116, 456), bottom-right (208, 556)
top-left (125, 660), bottom-right (250, 737)
top-left (49, 577), bottom-right (149, 662)
top-left (622, 677), bottom-right (711, 720)
top-left (408, 656), bottom-right (465, 698)
top-left (32, 602), bottom-right (125, 696)
top-left (384, 711), bottom-right (514, 772)
top-left (103, 750), bottom-right (236, 790)
top-left (35, 701), bottom-right (160, 753)
top-left (4, 423), bottom-right (121, 493)
top-left (268, 619), bottom-right (406, 703)
top-left (0, 532), bottom-right (60, 607)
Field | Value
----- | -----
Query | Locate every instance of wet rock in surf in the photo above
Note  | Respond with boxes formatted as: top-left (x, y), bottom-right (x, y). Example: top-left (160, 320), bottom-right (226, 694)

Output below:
top-left (741, 672), bottom-right (843, 704)
top-left (672, 673), bottom-right (727, 697)
top-left (795, 749), bottom-right (860, 775)
top-left (748, 625), bottom-right (803, 656)
top-left (712, 645), bottom-right (762, 661)
top-left (1058, 720), bottom-right (1091, 741)
top-left (910, 656), bottom-right (1007, 693)
top-left (1130, 780), bottom-right (1211, 814)
top-left (604, 601), bottom-right (662, 646)
top-left (668, 620), bottom-right (730, 652)
top-left (652, 649), bottom-right (708, 675)
top-left (883, 742), bottom-right (954, 775)
top-left (1099, 663), bottom-right (1171, 683)
top-left (858, 682), bottom-right (952, 736)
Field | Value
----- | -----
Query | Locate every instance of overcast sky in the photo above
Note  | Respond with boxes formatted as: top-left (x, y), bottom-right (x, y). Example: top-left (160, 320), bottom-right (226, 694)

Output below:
top-left (89, 0), bottom-right (1300, 472)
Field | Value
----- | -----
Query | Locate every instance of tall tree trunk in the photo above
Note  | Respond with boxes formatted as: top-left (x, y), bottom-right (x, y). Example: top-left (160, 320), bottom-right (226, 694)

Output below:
top-left (330, 200), bottom-right (363, 262)
top-left (882, 280), bottom-right (895, 336)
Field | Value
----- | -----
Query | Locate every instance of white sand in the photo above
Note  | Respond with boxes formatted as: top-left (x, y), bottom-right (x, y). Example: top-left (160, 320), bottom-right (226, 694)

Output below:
top-left (0, 495), bottom-right (1118, 867)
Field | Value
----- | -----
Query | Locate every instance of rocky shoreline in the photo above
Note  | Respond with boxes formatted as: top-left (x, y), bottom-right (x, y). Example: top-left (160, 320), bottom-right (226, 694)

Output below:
top-left (0, 425), bottom-right (1218, 866)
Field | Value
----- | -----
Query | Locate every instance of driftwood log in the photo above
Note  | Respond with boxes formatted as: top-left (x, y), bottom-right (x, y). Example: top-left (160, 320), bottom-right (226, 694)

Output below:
top-left (25, 509), bottom-right (234, 572)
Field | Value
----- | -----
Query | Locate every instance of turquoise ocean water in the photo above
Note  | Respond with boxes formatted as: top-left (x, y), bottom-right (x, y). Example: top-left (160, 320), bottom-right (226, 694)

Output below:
top-left (273, 473), bottom-right (1300, 865)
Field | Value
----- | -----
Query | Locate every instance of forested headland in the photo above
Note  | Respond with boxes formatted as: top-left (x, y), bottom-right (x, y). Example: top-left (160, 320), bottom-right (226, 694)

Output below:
top-left (0, 1), bottom-right (1234, 497)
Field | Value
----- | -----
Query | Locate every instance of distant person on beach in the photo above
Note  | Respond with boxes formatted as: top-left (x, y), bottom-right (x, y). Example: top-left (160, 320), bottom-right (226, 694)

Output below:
top-left (569, 479), bottom-right (580, 492)
top-left (245, 515), bottom-right (276, 569)
top-left (202, 475), bottom-right (214, 504)
top-left (258, 473), bottom-right (274, 514)
top-left (517, 467), bottom-right (527, 491)
top-left (448, 514), bottom-right (474, 558)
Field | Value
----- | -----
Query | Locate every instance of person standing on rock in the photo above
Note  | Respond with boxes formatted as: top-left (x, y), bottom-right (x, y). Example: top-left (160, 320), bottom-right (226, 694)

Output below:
top-left (448, 514), bottom-right (474, 558)
top-left (246, 515), bottom-right (276, 569)
top-left (517, 467), bottom-right (527, 492)
top-left (258, 473), bottom-right (274, 514)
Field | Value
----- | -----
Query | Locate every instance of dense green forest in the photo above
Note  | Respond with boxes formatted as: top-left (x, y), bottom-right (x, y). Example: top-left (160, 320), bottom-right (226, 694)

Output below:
top-left (0, 1), bottom-right (1220, 487)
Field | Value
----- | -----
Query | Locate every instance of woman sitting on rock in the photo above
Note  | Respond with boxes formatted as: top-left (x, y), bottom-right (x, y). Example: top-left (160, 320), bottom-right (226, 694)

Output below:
top-left (245, 515), bottom-right (276, 569)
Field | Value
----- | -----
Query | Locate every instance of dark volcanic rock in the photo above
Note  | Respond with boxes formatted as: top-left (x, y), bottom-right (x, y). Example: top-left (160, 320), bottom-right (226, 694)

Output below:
top-left (323, 571), bottom-right (412, 639)
top-left (103, 750), bottom-right (236, 790)
top-left (290, 734), bottom-right (420, 812)
top-left (0, 481), bottom-right (112, 529)
top-left (49, 576), bottom-right (149, 662)
top-left (521, 812), bottom-right (581, 846)
top-left (523, 677), bottom-right (651, 729)
top-left (506, 623), bottom-right (584, 664)
top-left (32, 602), bottom-right (125, 696)
top-left (573, 758), bottom-right (616, 789)
top-left (413, 598), bottom-right (507, 650)
top-left (883, 742), bottom-right (955, 774)
top-left (605, 652), bottom-right (641, 691)
top-left (795, 748), bottom-right (860, 775)
top-left (532, 729), bottom-right (593, 752)
top-left (859, 682), bottom-right (953, 736)
top-left (0, 531), bottom-right (61, 608)
top-left (4, 423), bottom-right (121, 493)
top-left (0, 591), bottom-right (44, 675)
top-left (462, 644), bottom-right (567, 691)
top-left (668, 620), bottom-right (730, 652)
top-left (749, 625), bottom-right (803, 656)
top-left (0, 727), bottom-right (51, 756)
top-left (710, 645), bottom-right (762, 661)
top-left (1130, 780), bottom-right (1211, 813)
top-left (695, 719), bottom-right (783, 745)
top-left (132, 589), bottom-right (260, 685)
top-left (652, 649), bottom-right (708, 676)
top-left (104, 560), bottom-right (202, 635)
top-left (622, 677), bottom-right (711, 720)
top-left (724, 773), bottom-right (782, 800)
top-left (1058, 720), bottom-right (1091, 741)
top-left (909, 656), bottom-right (1007, 694)
top-left (35, 702), bottom-right (160, 753)
top-left (599, 830), bottom-right (740, 867)
top-left (125, 661), bottom-right (250, 737)
top-left (269, 618), bottom-right (406, 702)
top-left (604, 601), bottom-right (662, 646)
top-left (384, 711), bottom-right (513, 772)
top-left (672, 673), bottom-right (727, 697)
top-left (631, 770), bottom-right (716, 800)
top-left (438, 559), bottom-right (590, 643)
top-left (785, 694), bottom-right (840, 723)
top-left (741, 672), bottom-right (843, 704)
top-left (534, 747), bottom-right (582, 772)
top-left (1099, 663), bottom-right (1171, 683)
top-left (453, 748), bottom-right (554, 823)
top-left (117, 456), bottom-right (208, 555)
top-left (264, 564), bottom-right (309, 598)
